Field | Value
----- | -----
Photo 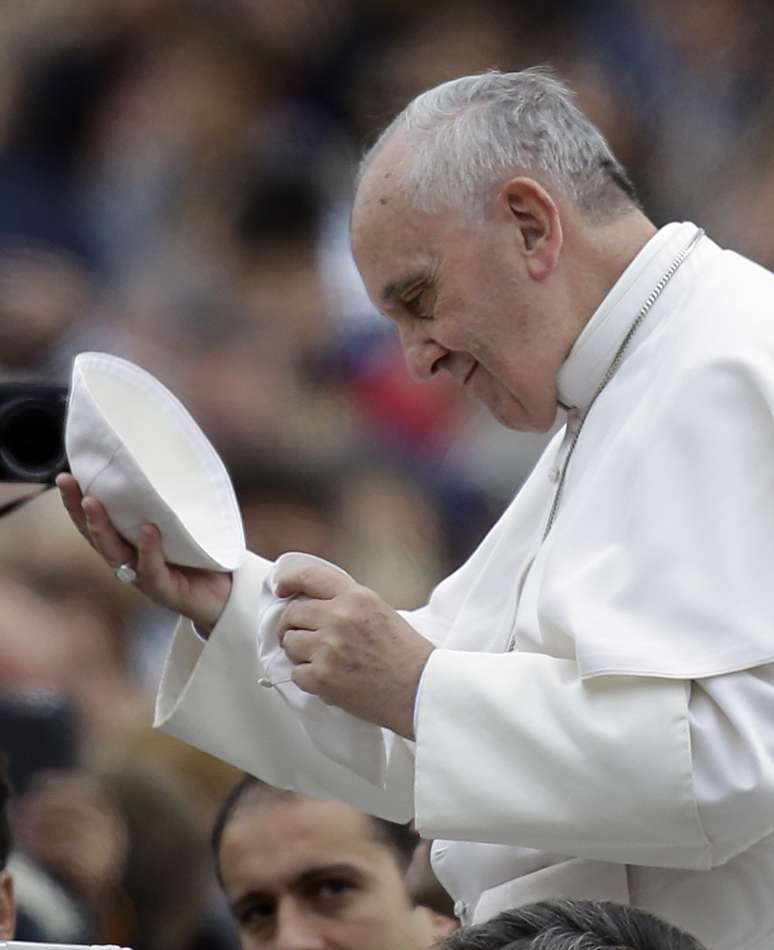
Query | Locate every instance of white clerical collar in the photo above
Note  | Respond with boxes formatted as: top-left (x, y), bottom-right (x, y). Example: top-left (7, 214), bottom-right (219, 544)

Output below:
top-left (557, 221), bottom-right (701, 412)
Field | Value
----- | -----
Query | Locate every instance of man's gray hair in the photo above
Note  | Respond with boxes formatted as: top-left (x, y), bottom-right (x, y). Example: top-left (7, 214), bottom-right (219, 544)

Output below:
top-left (359, 68), bottom-right (638, 222)
top-left (443, 898), bottom-right (707, 950)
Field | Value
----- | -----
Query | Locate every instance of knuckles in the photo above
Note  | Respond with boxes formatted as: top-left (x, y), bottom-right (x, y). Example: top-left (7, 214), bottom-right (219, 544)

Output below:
top-left (331, 585), bottom-right (382, 624)
top-left (279, 601), bottom-right (298, 630)
top-left (292, 566), bottom-right (316, 589)
top-left (292, 659), bottom-right (336, 705)
top-left (278, 583), bottom-right (384, 632)
top-left (349, 585), bottom-right (381, 610)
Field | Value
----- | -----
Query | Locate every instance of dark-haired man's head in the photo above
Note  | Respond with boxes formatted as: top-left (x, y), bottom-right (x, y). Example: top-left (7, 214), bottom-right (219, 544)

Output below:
top-left (212, 775), bottom-right (454, 950)
top-left (443, 898), bottom-right (707, 950)
top-left (0, 757), bottom-right (16, 938)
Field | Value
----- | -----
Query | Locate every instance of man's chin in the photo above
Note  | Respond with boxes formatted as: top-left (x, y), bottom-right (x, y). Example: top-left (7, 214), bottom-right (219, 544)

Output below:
top-left (488, 405), bottom-right (529, 431)
top-left (487, 399), bottom-right (558, 433)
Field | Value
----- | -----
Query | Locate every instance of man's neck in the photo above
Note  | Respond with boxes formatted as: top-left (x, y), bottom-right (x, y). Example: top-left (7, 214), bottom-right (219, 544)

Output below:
top-left (564, 209), bottom-right (658, 339)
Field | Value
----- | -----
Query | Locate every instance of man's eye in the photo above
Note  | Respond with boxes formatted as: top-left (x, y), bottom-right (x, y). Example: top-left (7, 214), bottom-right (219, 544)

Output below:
top-left (314, 878), bottom-right (356, 901)
top-left (238, 899), bottom-right (275, 927)
top-left (417, 292), bottom-right (436, 321)
top-left (404, 289), bottom-right (434, 320)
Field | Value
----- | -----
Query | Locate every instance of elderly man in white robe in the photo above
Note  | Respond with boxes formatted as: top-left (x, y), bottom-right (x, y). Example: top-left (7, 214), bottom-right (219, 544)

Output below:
top-left (58, 68), bottom-right (774, 950)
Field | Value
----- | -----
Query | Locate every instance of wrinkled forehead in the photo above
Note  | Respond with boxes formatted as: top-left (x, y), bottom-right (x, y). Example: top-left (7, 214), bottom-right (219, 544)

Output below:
top-left (356, 122), bottom-right (424, 213)
top-left (352, 148), bottom-right (409, 245)
top-left (356, 123), bottom-right (412, 199)
top-left (351, 148), bottom-right (440, 302)
top-left (219, 795), bottom-right (400, 895)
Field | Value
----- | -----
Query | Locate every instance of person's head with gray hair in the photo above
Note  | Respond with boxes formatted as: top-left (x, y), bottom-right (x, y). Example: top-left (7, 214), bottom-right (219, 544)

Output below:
top-left (351, 67), bottom-right (657, 434)
top-left (358, 68), bottom-right (638, 224)
top-left (442, 899), bottom-right (707, 950)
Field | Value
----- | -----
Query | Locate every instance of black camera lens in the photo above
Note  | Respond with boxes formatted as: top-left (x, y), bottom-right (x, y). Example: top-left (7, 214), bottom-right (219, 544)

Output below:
top-left (0, 385), bottom-right (68, 482)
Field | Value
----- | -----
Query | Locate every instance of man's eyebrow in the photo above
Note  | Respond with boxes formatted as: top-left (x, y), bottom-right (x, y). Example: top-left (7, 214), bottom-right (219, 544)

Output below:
top-left (229, 862), bottom-right (365, 910)
top-left (296, 862), bottom-right (366, 886)
top-left (380, 272), bottom-right (429, 304)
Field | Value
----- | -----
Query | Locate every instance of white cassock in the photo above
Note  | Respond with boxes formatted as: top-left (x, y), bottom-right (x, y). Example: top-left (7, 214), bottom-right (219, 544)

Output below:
top-left (155, 222), bottom-right (774, 950)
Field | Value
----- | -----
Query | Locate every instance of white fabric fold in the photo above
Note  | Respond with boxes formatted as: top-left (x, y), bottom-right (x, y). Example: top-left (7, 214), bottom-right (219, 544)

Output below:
top-left (156, 551), bottom-right (413, 819)
top-left (255, 552), bottom-right (388, 786)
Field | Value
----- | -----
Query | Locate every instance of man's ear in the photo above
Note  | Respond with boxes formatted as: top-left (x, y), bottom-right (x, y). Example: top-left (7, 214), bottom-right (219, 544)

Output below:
top-left (501, 177), bottom-right (562, 281)
top-left (0, 871), bottom-right (16, 939)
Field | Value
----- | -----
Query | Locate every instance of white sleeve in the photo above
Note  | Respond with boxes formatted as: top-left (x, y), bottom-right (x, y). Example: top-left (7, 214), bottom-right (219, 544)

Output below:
top-left (689, 665), bottom-right (774, 866)
top-left (154, 551), bottom-right (415, 822)
top-left (413, 648), bottom-right (714, 869)
top-left (415, 651), bottom-right (774, 869)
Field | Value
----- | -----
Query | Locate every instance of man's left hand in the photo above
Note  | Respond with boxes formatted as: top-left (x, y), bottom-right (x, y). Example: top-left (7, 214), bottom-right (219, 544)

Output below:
top-left (276, 562), bottom-right (434, 740)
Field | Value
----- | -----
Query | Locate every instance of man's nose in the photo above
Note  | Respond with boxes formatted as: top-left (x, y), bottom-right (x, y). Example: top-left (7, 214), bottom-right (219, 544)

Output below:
top-left (273, 900), bottom-right (327, 950)
top-left (399, 326), bottom-right (448, 381)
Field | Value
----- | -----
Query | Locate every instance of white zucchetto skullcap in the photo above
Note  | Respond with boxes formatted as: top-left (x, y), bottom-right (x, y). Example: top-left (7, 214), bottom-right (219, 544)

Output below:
top-left (65, 351), bottom-right (245, 571)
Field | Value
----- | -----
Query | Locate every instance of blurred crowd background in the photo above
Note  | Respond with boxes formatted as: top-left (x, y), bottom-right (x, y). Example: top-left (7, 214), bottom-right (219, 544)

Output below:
top-left (1, 0), bottom-right (773, 947)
